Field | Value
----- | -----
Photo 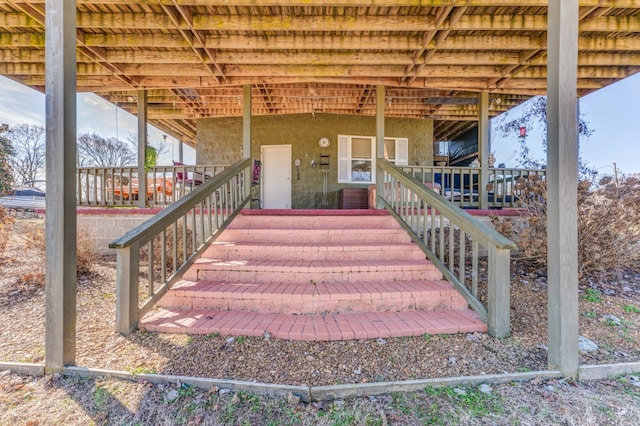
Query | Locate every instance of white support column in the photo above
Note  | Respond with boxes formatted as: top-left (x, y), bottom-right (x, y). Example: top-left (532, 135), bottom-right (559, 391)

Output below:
top-left (478, 92), bottom-right (489, 209)
top-left (44, 0), bottom-right (77, 373)
top-left (137, 90), bottom-right (147, 208)
top-left (375, 85), bottom-right (385, 209)
top-left (178, 140), bottom-right (184, 163)
top-left (242, 85), bottom-right (251, 160)
top-left (547, 0), bottom-right (580, 378)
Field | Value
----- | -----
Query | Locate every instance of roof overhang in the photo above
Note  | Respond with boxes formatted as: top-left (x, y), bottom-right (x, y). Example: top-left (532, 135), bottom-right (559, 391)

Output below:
top-left (1, 1), bottom-right (639, 145)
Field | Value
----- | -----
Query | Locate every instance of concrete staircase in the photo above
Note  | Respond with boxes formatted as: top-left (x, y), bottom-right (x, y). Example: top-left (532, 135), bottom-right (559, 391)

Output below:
top-left (140, 210), bottom-right (487, 340)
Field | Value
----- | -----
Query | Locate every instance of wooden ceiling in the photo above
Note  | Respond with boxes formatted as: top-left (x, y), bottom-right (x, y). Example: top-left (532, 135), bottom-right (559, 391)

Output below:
top-left (1, 1), bottom-right (640, 145)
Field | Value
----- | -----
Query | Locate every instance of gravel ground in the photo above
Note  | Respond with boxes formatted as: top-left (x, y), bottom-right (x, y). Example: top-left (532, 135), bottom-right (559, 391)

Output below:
top-left (1, 217), bottom-right (639, 388)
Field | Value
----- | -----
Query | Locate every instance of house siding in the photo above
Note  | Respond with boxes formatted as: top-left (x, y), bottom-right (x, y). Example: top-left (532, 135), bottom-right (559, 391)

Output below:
top-left (196, 113), bottom-right (433, 209)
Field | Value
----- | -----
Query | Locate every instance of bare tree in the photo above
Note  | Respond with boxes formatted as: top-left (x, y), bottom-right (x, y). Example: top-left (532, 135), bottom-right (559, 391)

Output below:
top-left (77, 133), bottom-right (136, 167)
top-left (127, 132), bottom-right (170, 162)
top-left (6, 123), bottom-right (45, 185)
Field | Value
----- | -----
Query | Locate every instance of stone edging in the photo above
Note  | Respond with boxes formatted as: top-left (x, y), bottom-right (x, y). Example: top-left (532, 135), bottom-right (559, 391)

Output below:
top-left (1, 362), bottom-right (639, 402)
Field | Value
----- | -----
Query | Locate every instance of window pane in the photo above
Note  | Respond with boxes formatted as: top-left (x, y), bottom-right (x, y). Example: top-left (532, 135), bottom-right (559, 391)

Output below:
top-left (384, 138), bottom-right (395, 161)
top-left (351, 160), bottom-right (372, 182)
top-left (351, 137), bottom-right (372, 158)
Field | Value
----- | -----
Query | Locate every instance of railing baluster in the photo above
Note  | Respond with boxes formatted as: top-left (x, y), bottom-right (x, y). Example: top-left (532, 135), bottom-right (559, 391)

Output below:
top-left (448, 223), bottom-right (455, 269)
top-left (172, 221), bottom-right (178, 273)
top-left (148, 240), bottom-right (154, 298)
top-left (458, 230), bottom-right (465, 283)
top-left (472, 241), bottom-right (479, 297)
top-left (191, 207), bottom-right (197, 252)
top-left (161, 230), bottom-right (166, 284)
top-left (439, 216), bottom-right (445, 261)
top-left (199, 201), bottom-right (205, 245)
top-left (430, 203), bottom-right (436, 252)
top-left (92, 169), bottom-right (98, 205)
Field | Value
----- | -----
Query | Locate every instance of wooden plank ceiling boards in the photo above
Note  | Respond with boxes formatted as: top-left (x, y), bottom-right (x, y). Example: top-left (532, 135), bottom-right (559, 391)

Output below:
top-left (1, 1), bottom-right (639, 145)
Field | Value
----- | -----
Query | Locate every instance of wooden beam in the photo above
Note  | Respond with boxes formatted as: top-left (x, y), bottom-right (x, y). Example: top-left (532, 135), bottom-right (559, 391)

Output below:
top-left (44, 0), bottom-right (77, 374)
top-left (376, 85), bottom-right (385, 209)
top-left (16, 0), bottom-right (634, 8)
top-left (478, 92), bottom-right (489, 209)
top-left (547, 0), bottom-right (580, 379)
top-left (5, 10), bottom-right (640, 33)
top-left (137, 90), bottom-right (147, 208)
top-left (242, 84), bottom-right (251, 161)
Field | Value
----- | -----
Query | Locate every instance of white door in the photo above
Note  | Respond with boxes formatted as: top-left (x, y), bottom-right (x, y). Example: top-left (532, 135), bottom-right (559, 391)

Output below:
top-left (261, 144), bottom-right (292, 209)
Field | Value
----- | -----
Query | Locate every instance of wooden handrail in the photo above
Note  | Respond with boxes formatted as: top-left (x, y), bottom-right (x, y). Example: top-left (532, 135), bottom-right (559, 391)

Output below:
top-left (378, 159), bottom-right (517, 338)
top-left (110, 158), bottom-right (251, 333)
top-left (383, 162), bottom-right (516, 249)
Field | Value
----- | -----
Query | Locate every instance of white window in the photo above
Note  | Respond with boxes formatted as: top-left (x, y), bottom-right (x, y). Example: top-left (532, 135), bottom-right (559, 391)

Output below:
top-left (338, 135), bottom-right (408, 183)
top-left (384, 137), bottom-right (409, 166)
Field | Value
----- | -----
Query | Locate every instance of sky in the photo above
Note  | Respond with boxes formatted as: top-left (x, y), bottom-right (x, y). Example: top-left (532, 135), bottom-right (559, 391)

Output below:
top-left (1, 72), bottom-right (640, 174)
top-left (0, 75), bottom-right (195, 166)
top-left (490, 72), bottom-right (640, 175)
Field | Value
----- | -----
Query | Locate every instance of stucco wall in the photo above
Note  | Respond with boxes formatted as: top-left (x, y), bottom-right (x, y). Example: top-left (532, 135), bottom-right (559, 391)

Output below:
top-left (196, 113), bottom-right (433, 209)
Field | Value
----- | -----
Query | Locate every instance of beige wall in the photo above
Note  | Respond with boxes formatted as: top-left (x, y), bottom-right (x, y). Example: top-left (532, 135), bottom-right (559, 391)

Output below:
top-left (196, 113), bottom-right (433, 209)
top-left (77, 212), bottom-right (156, 252)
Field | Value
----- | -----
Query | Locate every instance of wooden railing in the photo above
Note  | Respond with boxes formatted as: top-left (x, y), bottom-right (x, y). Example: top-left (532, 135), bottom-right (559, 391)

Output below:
top-left (77, 164), bottom-right (229, 207)
top-left (379, 160), bottom-right (517, 338)
top-left (109, 158), bottom-right (250, 333)
top-left (401, 165), bottom-right (546, 209)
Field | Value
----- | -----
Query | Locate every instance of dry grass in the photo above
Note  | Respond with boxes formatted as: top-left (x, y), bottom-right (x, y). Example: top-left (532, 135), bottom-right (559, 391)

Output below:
top-left (1, 372), bottom-right (639, 425)
top-left (0, 206), bottom-right (14, 259)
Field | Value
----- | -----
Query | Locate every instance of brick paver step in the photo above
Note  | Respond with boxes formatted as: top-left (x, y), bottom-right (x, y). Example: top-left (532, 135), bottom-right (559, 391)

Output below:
top-left (203, 242), bottom-right (427, 261)
top-left (140, 308), bottom-right (487, 341)
top-left (218, 228), bottom-right (412, 244)
top-left (159, 279), bottom-right (468, 314)
top-left (184, 259), bottom-right (442, 283)
top-left (229, 214), bottom-right (402, 230)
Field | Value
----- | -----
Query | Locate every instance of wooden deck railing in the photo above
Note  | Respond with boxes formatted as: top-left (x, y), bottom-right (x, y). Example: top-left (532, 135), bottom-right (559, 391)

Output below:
top-left (77, 164), bottom-right (229, 207)
top-left (379, 160), bottom-right (517, 338)
top-left (401, 165), bottom-right (546, 209)
top-left (109, 158), bottom-right (250, 334)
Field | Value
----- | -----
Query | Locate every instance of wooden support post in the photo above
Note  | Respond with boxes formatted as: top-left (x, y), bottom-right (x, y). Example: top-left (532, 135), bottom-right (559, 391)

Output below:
top-left (243, 84), bottom-right (252, 160)
top-left (547, 0), bottom-right (580, 378)
top-left (44, 0), bottom-right (77, 373)
top-left (243, 84), bottom-right (252, 199)
top-left (478, 92), bottom-right (489, 209)
top-left (487, 245), bottom-right (510, 338)
top-left (375, 85), bottom-right (385, 209)
top-left (137, 90), bottom-right (147, 209)
top-left (115, 244), bottom-right (140, 334)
